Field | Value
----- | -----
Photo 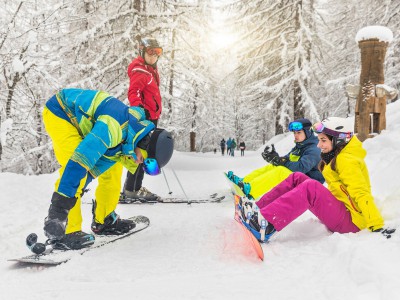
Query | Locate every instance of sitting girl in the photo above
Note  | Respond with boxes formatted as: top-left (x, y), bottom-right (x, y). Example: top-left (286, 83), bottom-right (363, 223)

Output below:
top-left (240, 117), bottom-right (394, 242)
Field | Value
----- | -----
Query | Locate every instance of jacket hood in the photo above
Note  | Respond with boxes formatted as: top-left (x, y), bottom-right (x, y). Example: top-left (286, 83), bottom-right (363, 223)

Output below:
top-left (339, 135), bottom-right (366, 160)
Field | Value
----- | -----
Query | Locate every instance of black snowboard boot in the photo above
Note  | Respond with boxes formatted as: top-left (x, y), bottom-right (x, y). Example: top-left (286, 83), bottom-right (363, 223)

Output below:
top-left (52, 231), bottom-right (95, 250)
top-left (91, 211), bottom-right (136, 235)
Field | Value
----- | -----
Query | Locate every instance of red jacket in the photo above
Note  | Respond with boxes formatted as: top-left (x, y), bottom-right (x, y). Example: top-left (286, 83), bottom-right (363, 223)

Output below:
top-left (127, 56), bottom-right (162, 120)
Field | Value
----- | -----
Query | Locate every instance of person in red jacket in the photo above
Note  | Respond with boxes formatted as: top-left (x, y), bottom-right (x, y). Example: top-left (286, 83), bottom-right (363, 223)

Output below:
top-left (121, 37), bottom-right (163, 201)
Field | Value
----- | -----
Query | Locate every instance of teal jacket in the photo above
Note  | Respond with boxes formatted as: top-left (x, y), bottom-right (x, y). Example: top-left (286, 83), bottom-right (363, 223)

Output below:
top-left (46, 88), bottom-right (155, 197)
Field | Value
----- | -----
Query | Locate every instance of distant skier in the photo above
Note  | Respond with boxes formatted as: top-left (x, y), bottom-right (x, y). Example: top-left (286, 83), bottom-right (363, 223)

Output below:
top-left (226, 138), bottom-right (232, 156)
top-left (240, 117), bottom-right (394, 242)
top-left (42, 89), bottom-right (173, 250)
top-left (230, 139), bottom-right (237, 157)
top-left (220, 138), bottom-right (226, 155)
top-left (121, 37), bottom-right (164, 202)
top-left (227, 118), bottom-right (323, 199)
top-left (239, 141), bottom-right (246, 156)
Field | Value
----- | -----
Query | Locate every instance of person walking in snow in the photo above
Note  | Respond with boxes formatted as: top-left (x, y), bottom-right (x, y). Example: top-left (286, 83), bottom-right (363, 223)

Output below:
top-left (220, 138), bottom-right (226, 155)
top-left (230, 139), bottom-right (237, 157)
top-left (240, 117), bottom-right (393, 243)
top-left (227, 118), bottom-right (323, 199)
top-left (239, 141), bottom-right (246, 156)
top-left (121, 37), bottom-right (164, 202)
top-left (42, 88), bottom-right (173, 250)
top-left (226, 138), bottom-right (232, 156)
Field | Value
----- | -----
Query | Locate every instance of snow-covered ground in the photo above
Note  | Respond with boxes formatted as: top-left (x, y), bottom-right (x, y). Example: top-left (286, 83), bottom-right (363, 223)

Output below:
top-left (1, 101), bottom-right (400, 300)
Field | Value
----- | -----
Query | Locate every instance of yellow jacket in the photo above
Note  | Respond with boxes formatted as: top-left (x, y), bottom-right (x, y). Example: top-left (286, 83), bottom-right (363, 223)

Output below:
top-left (322, 136), bottom-right (384, 231)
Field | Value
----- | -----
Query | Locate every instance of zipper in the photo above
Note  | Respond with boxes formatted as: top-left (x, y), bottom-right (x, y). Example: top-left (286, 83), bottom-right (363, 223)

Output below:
top-left (340, 185), bottom-right (361, 213)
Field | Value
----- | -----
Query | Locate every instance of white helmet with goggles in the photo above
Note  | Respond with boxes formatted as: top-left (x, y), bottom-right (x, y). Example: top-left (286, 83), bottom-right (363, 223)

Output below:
top-left (313, 117), bottom-right (354, 148)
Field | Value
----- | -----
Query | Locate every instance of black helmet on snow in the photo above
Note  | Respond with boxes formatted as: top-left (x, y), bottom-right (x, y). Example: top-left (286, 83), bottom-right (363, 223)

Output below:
top-left (147, 128), bottom-right (174, 168)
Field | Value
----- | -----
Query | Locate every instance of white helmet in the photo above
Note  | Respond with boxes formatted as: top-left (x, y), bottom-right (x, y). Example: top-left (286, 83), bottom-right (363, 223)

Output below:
top-left (314, 117), bottom-right (354, 148)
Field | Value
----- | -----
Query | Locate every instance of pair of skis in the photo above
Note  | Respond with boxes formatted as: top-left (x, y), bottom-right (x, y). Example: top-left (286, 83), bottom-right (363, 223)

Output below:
top-left (119, 192), bottom-right (225, 204)
top-left (223, 172), bottom-right (264, 261)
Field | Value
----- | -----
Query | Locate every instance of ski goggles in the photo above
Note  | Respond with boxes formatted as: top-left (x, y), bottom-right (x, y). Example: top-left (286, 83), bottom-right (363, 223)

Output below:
top-left (143, 158), bottom-right (161, 176)
top-left (312, 121), bottom-right (338, 136)
top-left (288, 121), bottom-right (304, 132)
top-left (312, 121), bottom-right (326, 133)
top-left (312, 121), bottom-right (353, 139)
top-left (145, 47), bottom-right (163, 57)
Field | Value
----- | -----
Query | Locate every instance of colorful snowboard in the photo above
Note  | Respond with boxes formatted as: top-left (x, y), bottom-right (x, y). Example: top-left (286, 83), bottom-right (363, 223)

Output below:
top-left (8, 215), bottom-right (150, 266)
top-left (223, 173), bottom-right (264, 261)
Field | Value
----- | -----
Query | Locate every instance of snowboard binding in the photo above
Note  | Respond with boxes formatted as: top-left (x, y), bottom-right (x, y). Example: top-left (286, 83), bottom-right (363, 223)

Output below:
top-left (26, 233), bottom-right (52, 255)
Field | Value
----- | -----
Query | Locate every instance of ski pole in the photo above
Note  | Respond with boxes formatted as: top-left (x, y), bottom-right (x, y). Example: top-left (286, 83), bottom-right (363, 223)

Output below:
top-left (171, 168), bottom-right (189, 202)
top-left (162, 168), bottom-right (173, 194)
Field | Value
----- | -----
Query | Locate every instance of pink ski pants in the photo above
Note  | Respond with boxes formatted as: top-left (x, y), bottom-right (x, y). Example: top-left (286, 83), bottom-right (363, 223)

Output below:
top-left (256, 172), bottom-right (360, 233)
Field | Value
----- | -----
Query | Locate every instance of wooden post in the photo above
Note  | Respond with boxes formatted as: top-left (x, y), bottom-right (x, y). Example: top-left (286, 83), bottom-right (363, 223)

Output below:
top-left (355, 27), bottom-right (392, 142)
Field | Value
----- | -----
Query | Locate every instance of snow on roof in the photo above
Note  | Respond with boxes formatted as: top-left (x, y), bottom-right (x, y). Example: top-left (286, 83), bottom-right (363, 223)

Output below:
top-left (355, 26), bottom-right (393, 43)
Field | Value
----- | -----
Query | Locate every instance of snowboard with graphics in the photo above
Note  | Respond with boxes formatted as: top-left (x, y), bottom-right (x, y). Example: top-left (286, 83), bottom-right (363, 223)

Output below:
top-left (224, 172), bottom-right (264, 261)
top-left (8, 215), bottom-right (150, 266)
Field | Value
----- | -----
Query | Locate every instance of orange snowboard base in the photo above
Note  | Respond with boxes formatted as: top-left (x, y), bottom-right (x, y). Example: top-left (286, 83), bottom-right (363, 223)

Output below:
top-left (233, 194), bottom-right (264, 261)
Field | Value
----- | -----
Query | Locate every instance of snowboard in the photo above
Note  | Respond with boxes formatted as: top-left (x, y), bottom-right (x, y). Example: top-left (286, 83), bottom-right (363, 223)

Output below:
top-left (8, 215), bottom-right (150, 266)
top-left (223, 173), bottom-right (264, 261)
top-left (119, 193), bottom-right (225, 204)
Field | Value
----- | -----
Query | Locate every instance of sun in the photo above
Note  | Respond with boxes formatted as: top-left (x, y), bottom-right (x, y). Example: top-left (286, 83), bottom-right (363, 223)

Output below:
top-left (210, 30), bottom-right (237, 50)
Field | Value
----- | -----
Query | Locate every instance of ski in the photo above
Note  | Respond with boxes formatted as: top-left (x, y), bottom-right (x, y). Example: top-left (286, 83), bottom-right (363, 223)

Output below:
top-left (8, 215), bottom-right (150, 266)
top-left (223, 172), bottom-right (264, 261)
top-left (119, 193), bottom-right (225, 204)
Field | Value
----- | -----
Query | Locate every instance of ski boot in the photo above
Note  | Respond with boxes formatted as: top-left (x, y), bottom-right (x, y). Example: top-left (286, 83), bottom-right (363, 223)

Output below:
top-left (227, 171), bottom-right (235, 181)
top-left (237, 181), bottom-right (253, 199)
top-left (52, 231), bottom-right (95, 250)
top-left (227, 171), bottom-right (243, 185)
top-left (120, 187), bottom-right (160, 203)
top-left (91, 211), bottom-right (136, 235)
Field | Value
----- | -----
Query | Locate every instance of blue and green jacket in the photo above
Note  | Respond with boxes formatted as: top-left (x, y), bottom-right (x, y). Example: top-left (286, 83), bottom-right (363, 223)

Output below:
top-left (45, 88), bottom-right (155, 197)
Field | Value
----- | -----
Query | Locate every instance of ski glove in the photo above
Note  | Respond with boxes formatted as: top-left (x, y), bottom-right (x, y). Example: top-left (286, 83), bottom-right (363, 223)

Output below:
top-left (265, 152), bottom-right (288, 166)
top-left (372, 227), bottom-right (396, 239)
top-left (44, 192), bottom-right (77, 241)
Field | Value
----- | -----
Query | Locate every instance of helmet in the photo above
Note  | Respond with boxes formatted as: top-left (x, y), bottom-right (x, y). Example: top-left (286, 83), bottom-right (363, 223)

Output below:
top-left (139, 37), bottom-right (162, 57)
top-left (288, 118), bottom-right (312, 138)
top-left (313, 117), bottom-right (354, 148)
top-left (147, 128), bottom-right (174, 168)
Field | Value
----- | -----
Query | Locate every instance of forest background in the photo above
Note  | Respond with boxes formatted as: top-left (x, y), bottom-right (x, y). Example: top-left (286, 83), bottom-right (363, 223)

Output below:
top-left (1, 0), bottom-right (399, 175)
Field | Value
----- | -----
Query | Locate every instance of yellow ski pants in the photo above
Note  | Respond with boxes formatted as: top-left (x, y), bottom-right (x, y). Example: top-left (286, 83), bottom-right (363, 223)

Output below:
top-left (43, 107), bottom-right (122, 233)
top-left (243, 164), bottom-right (292, 199)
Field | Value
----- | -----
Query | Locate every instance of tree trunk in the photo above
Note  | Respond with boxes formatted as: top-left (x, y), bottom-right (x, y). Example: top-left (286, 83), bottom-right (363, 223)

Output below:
top-left (190, 131), bottom-right (196, 152)
top-left (0, 114), bottom-right (2, 162)
top-left (190, 87), bottom-right (198, 152)
top-left (293, 0), bottom-right (306, 120)
top-left (275, 97), bottom-right (284, 135)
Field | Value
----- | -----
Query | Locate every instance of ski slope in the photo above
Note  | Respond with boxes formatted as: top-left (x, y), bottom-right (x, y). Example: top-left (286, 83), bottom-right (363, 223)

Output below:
top-left (1, 101), bottom-right (400, 300)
